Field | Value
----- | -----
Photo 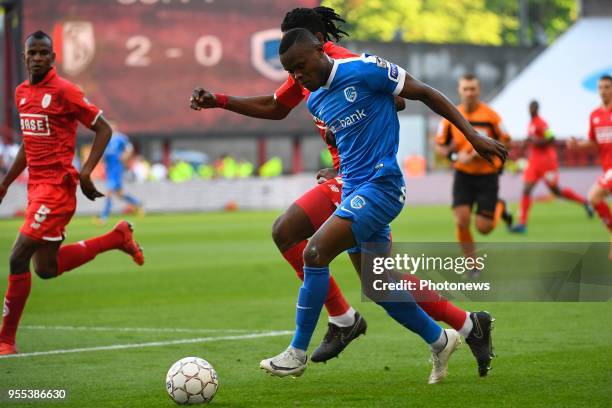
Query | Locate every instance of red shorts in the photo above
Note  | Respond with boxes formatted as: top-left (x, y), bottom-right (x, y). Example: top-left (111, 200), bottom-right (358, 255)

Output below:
top-left (597, 169), bottom-right (612, 191)
top-left (295, 177), bottom-right (343, 230)
top-left (523, 159), bottom-right (559, 185)
top-left (20, 178), bottom-right (77, 242)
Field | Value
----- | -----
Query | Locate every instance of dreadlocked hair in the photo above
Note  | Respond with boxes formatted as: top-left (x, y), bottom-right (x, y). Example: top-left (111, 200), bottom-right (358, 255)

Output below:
top-left (281, 6), bottom-right (348, 43)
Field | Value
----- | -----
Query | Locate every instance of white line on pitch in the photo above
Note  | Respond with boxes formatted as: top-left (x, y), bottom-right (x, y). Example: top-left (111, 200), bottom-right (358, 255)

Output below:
top-left (20, 325), bottom-right (260, 334)
top-left (0, 330), bottom-right (293, 359)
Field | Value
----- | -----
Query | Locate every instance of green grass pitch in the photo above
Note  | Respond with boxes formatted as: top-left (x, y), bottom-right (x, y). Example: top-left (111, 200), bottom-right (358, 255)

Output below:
top-left (0, 200), bottom-right (610, 407)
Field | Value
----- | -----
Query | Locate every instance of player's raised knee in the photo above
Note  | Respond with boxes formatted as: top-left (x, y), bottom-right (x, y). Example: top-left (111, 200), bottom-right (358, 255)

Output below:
top-left (476, 221), bottom-right (494, 235)
top-left (271, 214), bottom-right (294, 252)
top-left (34, 265), bottom-right (58, 279)
top-left (303, 242), bottom-right (328, 267)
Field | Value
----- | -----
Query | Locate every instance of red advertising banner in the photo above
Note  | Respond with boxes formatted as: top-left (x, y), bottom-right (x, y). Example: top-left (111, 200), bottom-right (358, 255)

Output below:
top-left (22, 0), bottom-right (319, 136)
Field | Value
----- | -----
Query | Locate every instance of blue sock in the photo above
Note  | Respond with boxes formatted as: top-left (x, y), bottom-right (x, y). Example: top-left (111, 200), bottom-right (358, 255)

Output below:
top-left (101, 197), bottom-right (112, 220)
top-left (290, 266), bottom-right (330, 351)
top-left (376, 291), bottom-right (442, 344)
top-left (123, 194), bottom-right (141, 206)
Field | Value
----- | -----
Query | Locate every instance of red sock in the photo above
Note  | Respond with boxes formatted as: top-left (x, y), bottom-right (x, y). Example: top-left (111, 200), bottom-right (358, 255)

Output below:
top-left (57, 242), bottom-right (96, 275)
top-left (560, 188), bottom-right (586, 204)
top-left (281, 241), bottom-right (350, 317)
top-left (402, 274), bottom-right (468, 331)
top-left (520, 194), bottom-right (532, 225)
top-left (0, 273), bottom-right (32, 345)
top-left (281, 241), bottom-right (307, 280)
top-left (594, 202), bottom-right (612, 232)
top-left (56, 230), bottom-right (124, 276)
top-left (82, 229), bottom-right (124, 254)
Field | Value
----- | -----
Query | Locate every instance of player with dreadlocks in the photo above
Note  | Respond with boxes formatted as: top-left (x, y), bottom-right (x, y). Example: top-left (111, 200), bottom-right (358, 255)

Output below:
top-left (190, 7), bottom-right (496, 377)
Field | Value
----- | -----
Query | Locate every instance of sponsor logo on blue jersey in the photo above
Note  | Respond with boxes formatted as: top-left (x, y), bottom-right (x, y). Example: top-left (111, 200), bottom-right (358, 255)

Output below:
top-left (328, 109), bottom-right (367, 133)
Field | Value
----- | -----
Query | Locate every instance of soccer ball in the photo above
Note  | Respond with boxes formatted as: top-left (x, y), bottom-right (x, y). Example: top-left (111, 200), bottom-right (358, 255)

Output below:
top-left (166, 357), bottom-right (219, 405)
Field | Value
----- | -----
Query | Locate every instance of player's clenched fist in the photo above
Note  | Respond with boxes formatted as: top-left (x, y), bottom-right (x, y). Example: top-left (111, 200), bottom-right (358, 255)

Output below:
top-left (190, 87), bottom-right (217, 110)
top-left (79, 173), bottom-right (105, 201)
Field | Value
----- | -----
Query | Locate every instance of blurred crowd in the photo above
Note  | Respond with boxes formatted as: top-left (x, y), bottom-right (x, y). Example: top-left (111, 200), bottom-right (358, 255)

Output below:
top-left (85, 144), bottom-right (285, 184)
top-left (0, 141), bottom-right (21, 180)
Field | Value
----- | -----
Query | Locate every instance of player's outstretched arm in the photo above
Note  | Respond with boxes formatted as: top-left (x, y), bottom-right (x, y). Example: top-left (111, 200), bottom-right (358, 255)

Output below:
top-left (0, 144), bottom-right (26, 204)
top-left (567, 137), bottom-right (594, 150)
top-left (190, 88), bottom-right (292, 120)
top-left (398, 73), bottom-right (507, 164)
top-left (79, 115), bottom-right (112, 201)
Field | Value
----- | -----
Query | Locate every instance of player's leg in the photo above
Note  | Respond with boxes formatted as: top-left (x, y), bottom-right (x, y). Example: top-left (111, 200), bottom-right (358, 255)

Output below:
top-left (1, 182), bottom-right (71, 354)
top-left (308, 248), bottom-right (367, 362)
top-left (493, 198), bottom-right (513, 229)
top-left (0, 234), bottom-right (40, 354)
top-left (510, 181), bottom-right (535, 233)
top-left (273, 197), bottom-right (365, 363)
top-left (354, 230), bottom-right (458, 384)
top-left (55, 221), bottom-right (145, 272)
top-left (260, 214), bottom-right (355, 377)
top-left (350, 250), bottom-right (494, 376)
top-left (454, 205), bottom-right (475, 258)
top-left (587, 178), bottom-right (612, 258)
top-left (545, 172), bottom-right (593, 218)
top-left (272, 179), bottom-right (354, 322)
top-left (474, 173), bottom-right (500, 236)
top-left (512, 161), bottom-right (541, 233)
top-left (452, 171), bottom-right (476, 259)
top-left (116, 188), bottom-right (144, 215)
top-left (336, 179), bottom-right (458, 382)
top-left (43, 179), bottom-right (144, 271)
top-left (100, 189), bottom-right (115, 222)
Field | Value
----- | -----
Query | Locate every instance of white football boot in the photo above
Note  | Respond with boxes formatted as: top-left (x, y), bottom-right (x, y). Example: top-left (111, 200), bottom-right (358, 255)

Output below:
top-left (260, 347), bottom-right (307, 378)
top-left (428, 329), bottom-right (461, 384)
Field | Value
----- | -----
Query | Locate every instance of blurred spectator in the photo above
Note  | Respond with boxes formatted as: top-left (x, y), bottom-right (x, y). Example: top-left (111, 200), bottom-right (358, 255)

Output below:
top-left (198, 164), bottom-right (214, 180)
top-left (237, 160), bottom-right (254, 178)
top-left (259, 156), bottom-right (283, 177)
top-left (131, 155), bottom-right (151, 183)
top-left (169, 160), bottom-right (195, 182)
top-left (151, 163), bottom-right (168, 181)
top-left (212, 154), bottom-right (255, 179)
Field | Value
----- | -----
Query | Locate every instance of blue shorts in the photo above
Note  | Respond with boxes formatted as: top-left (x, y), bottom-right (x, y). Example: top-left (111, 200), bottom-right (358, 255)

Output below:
top-left (106, 173), bottom-right (123, 192)
top-left (334, 176), bottom-right (405, 254)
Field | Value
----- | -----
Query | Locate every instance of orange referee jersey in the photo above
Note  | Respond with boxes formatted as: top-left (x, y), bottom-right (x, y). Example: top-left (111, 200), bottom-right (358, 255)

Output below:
top-left (436, 102), bottom-right (510, 175)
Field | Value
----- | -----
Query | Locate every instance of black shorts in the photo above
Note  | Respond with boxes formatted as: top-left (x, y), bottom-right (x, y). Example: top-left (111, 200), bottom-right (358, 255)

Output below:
top-left (452, 170), bottom-right (499, 219)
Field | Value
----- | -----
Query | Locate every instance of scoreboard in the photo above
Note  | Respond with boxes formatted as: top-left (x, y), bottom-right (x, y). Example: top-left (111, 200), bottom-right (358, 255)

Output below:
top-left (22, 0), bottom-right (318, 135)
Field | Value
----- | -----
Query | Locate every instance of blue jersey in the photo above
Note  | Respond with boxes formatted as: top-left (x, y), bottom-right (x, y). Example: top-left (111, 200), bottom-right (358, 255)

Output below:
top-left (307, 54), bottom-right (406, 191)
top-left (103, 132), bottom-right (130, 174)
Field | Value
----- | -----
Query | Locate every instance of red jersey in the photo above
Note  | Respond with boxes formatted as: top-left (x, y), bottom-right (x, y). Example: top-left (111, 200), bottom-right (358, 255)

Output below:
top-left (588, 106), bottom-right (612, 171)
top-left (527, 115), bottom-right (557, 163)
top-left (274, 41), bottom-right (357, 171)
top-left (16, 67), bottom-right (102, 184)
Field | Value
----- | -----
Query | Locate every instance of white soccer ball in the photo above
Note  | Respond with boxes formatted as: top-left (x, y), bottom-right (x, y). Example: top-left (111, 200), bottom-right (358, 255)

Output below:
top-left (166, 357), bottom-right (219, 405)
